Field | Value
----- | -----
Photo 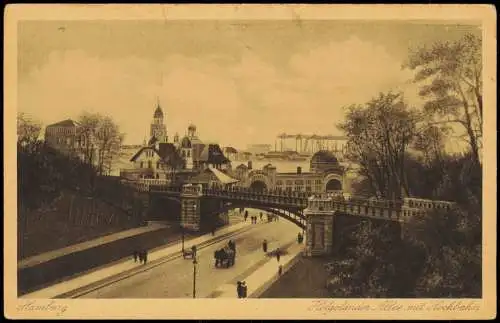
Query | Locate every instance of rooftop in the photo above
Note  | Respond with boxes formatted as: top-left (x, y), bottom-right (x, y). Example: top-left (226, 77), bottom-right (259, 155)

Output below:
top-left (46, 119), bottom-right (80, 128)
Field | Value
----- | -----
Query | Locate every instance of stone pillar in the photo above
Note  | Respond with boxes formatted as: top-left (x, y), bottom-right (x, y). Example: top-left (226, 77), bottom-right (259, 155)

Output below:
top-left (304, 196), bottom-right (336, 257)
top-left (305, 220), bottom-right (314, 257)
top-left (324, 216), bottom-right (334, 254)
top-left (180, 184), bottom-right (203, 231)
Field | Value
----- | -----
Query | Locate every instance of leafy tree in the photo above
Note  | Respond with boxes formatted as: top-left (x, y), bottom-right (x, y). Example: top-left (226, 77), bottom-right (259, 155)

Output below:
top-left (338, 92), bottom-right (420, 199)
top-left (404, 204), bottom-right (481, 298)
top-left (162, 148), bottom-right (186, 184)
top-left (17, 112), bottom-right (42, 150)
top-left (404, 33), bottom-right (482, 165)
top-left (77, 112), bottom-right (124, 177)
top-left (94, 116), bottom-right (124, 176)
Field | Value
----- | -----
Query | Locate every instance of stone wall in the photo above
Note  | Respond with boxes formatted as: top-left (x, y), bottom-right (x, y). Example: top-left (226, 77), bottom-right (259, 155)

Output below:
top-left (18, 226), bottom-right (176, 296)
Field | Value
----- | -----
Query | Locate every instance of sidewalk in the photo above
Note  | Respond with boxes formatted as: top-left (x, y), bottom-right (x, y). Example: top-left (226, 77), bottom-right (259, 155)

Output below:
top-left (21, 219), bottom-right (252, 299)
top-left (210, 240), bottom-right (304, 298)
top-left (18, 223), bottom-right (169, 270)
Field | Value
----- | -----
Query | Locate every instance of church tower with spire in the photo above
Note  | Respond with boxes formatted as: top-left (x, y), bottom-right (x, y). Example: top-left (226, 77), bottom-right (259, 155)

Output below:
top-left (150, 98), bottom-right (168, 143)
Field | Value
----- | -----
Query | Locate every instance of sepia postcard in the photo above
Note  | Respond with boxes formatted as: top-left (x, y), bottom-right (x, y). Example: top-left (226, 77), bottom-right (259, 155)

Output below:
top-left (4, 4), bottom-right (497, 320)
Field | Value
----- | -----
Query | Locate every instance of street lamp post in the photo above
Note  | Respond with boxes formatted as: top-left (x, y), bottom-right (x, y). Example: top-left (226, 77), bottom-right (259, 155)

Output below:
top-left (192, 251), bottom-right (198, 298)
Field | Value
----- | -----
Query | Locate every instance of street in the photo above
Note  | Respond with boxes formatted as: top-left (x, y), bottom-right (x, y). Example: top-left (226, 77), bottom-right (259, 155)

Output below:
top-left (79, 209), bottom-right (301, 298)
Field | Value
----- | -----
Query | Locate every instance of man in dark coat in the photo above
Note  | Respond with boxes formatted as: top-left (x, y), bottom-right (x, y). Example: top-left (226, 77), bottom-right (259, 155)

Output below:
top-left (236, 281), bottom-right (243, 298)
top-left (241, 281), bottom-right (248, 298)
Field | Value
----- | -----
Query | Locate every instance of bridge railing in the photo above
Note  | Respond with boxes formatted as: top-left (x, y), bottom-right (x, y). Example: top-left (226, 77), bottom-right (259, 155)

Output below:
top-left (201, 187), bottom-right (312, 207)
top-left (305, 196), bottom-right (434, 222)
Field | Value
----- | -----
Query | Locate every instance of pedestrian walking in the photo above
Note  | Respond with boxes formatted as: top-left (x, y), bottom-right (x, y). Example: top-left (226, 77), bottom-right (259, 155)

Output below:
top-left (143, 250), bottom-right (148, 264)
top-left (262, 239), bottom-right (268, 253)
top-left (236, 281), bottom-right (243, 298)
top-left (138, 251), bottom-right (144, 264)
top-left (241, 281), bottom-right (248, 298)
top-left (297, 232), bottom-right (303, 244)
top-left (133, 250), bottom-right (138, 263)
top-left (211, 226), bottom-right (215, 236)
top-left (259, 212), bottom-right (263, 221)
top-left (244, 213), bottom-right (248, 222)
top-left (276, 248), bottom-right (281, 262)
top-left (278, 264), bottom-right (283, 276)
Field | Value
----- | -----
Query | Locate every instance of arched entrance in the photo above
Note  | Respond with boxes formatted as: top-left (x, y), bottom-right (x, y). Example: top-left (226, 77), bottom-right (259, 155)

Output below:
top-left (326, 179), bottom-right (342, 192)
top-left (250, 180), bottom-right (267, 192)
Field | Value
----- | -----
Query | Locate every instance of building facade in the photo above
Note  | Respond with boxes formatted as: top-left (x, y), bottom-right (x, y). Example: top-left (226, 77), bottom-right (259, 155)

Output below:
top-left (44, 119), bottom-right (97, 162)
top-left (120, 102), bottom-right (231, 181)
top-left (232, 150), bottom-right (346, 194)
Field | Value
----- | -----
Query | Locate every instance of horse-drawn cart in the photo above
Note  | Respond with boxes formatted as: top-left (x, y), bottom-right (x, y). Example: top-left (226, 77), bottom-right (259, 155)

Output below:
top-left (214, 240), bottom-right (236, 268)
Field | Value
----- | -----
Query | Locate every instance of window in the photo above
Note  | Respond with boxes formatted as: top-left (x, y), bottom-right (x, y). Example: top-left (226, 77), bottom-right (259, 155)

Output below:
top-left (276, 180), bottom-right (283, 185)
top-left (187, 150), bottom-right (191, 157)
top-left (315, 179), bottom-right (322, 185)
top-left (182, 150), bottom-right (186, 157)
top-left (286, 180), bottom-right (293, 185)
top-left (306, 186), bottom-right (312, 192)
top-left (140, 161), bottom-right (144, 168)
top-left (306, 180), bottom-right (312, 185)
top-left (148, 161), bottom-right (152, 168)
top-left (156, 162), bottom-right (160, 169)
top-left (295, 180), bottom-right (303, 185)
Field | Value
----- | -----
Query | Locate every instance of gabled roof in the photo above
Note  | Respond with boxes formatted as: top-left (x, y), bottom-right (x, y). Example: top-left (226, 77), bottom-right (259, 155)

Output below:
top-left (199, 144), bottom-right (230, 164)
top-left (236, 164), bottom-right (248, 170)
top-left (129, 143), bottom-right (181, 162)
top-left (148, 135), bottom-right (158, 146)
top-left (188, 166), bottom-right (239, 185)
top-left (224, 147), bottom-right (238, 153)
top-left (158, 143), bottom-right (180, 162)
top-left (46, 119), bottom-right (80, 128)
top-left (190, 136), bottom-right (203, 145)
top-left (208, 165), bottom-right (239, 184)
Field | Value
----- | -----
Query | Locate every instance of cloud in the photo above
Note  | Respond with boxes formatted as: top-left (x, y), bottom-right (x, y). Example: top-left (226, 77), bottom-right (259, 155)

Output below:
top-left (18, 37), bottom-right (421, 150)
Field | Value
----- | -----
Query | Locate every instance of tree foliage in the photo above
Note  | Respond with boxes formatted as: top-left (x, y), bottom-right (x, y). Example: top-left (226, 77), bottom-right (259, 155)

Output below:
top-left (338, 92), bottom-right (420, 199)
top-left (163, 148), bottom-right (186, 184)
top-left (17, 112), bottom-right (42, 149)
top-left (329, 32), bottom-right (483, 298)
top-left (77, 112), bottom-right (124, 176)
top-left (404, 32), bottom-right (482, 165)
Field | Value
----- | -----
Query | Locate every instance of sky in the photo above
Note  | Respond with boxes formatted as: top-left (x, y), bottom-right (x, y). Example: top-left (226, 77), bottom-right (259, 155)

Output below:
top-left (17, 20), bottom-right (480, 151)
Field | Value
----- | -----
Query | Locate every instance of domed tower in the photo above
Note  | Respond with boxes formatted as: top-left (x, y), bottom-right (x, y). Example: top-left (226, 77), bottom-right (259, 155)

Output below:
top-left (150, 99), bottom-right (168, 143)
top-left (187, 124), bottom-right (197, 138)
top-left (310, 150), bottom-right (340, 173)
top-left (180, 136), bottom-right (193, 169)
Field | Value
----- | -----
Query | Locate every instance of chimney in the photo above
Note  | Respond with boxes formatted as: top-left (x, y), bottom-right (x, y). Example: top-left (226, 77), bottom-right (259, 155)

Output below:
top-left (247, 161), bottom-right (253, 170)
top-left (297, 166), bottom-right (302, 174)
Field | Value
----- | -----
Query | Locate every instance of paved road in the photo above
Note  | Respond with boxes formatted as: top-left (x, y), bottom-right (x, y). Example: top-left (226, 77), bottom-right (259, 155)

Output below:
top-left (80, 210), bottom-right (301, 298)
